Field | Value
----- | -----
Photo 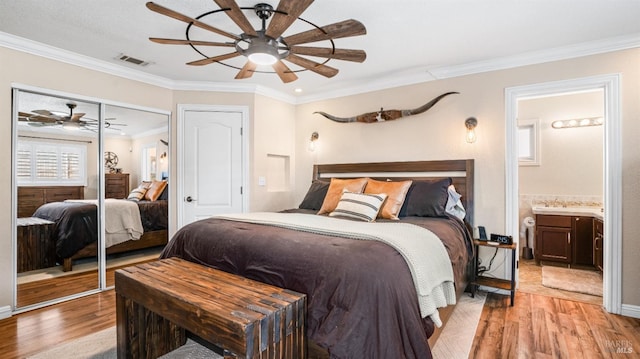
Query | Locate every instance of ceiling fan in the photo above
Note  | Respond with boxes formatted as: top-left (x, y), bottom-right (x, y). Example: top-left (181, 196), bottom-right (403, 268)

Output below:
top-left (146, 0), bottom-right (367, 83)
top-left (18, 102), bottom-right (127, 132)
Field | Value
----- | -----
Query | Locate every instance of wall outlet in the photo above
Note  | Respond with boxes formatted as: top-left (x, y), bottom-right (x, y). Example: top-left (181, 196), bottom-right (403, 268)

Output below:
top-left (258, 176), bottom-right (266, 186)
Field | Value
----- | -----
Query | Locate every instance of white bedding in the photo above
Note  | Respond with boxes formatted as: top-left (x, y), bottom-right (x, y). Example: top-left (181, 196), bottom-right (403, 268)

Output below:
top-left (64, 198), bottom-right (143, 247)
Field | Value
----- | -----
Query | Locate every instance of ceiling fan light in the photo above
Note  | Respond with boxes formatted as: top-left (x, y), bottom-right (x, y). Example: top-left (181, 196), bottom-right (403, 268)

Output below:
top-left (248, 52), bottom-right (278, 66)
top-left (62, 122), bottom-right (81, 131)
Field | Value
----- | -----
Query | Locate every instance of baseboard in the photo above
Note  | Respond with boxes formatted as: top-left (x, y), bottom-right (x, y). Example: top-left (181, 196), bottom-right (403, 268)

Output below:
top-left (0, 305), bottom-right (12, 320)
top-left (621, 304), bottom-right (640, 319)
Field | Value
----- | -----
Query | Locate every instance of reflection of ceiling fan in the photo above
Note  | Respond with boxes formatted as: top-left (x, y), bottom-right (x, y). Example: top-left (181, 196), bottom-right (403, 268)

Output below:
top-left (146, 0), bottom-right (367, 83)
top-left (18, 102), bottom-right (127, 132)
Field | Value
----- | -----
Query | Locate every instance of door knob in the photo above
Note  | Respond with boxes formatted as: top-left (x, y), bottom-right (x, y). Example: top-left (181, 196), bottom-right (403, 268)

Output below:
top-left (185, 196), bottom-right (196, 202)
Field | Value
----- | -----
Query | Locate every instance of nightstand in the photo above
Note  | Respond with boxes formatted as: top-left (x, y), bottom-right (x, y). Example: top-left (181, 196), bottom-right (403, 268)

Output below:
top-left (471, 239), bottom-right (517, 306)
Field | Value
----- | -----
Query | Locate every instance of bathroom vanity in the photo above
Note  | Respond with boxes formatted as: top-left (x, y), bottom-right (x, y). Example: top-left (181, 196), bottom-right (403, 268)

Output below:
top-left (532, 207), bottom-right (603, 270)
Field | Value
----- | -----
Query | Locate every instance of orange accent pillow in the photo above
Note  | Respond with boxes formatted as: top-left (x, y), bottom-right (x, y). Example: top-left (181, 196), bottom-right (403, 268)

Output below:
top-left (365, 179), bottom-right (413, 220)
top-left (317, 177), bottom-right (368, 215)
top-left (144, 180), bottom-right (167, 201)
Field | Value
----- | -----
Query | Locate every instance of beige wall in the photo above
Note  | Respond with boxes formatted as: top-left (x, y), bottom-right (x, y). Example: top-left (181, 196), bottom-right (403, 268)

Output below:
top-left (293, 49), bottom-right (640, 306)
top-left (519, 91), bottom-right (604, 196)
top-left (252, 95), bottom-right (296, 211)
top-left (1, 45), bottom-right (639, 311)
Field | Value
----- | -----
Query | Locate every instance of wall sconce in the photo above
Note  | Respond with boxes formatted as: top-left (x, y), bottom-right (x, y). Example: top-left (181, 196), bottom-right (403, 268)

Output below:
top-left (465, 117), bottom-right (478, 143)
top-left (308, 132), bottom-right (319, 152)
top-left (159, 151), bottom-right (167, 163)
top-left (551, 117), bottom-right (603, 129)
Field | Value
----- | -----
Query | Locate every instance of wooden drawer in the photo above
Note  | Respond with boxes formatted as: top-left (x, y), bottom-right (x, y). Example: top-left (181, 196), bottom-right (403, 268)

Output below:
top-left (105, 173), bottom-right (129, 199)
top-left (536, 214), bottom-right (572, 228)
top-left (106, 176), bottom-right (127, 186)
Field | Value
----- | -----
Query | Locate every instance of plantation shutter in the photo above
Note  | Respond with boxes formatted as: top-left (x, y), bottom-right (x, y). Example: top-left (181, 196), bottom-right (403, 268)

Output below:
top-left (16, 145), bottom-right (33, 181)
top-left (16, 141), bottom-right (87, 186)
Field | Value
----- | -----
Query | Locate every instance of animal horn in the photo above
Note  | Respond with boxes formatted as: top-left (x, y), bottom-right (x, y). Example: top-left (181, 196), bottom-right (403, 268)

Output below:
top-left (312, 111), bottom-right (357, 123)
top-left (401, 92), bottom-right (459, 116)
top-left (314, 92), bottom-right (459, 123)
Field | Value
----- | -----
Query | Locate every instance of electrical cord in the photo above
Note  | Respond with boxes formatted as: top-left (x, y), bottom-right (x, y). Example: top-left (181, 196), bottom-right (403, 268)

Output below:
top-left (477, 247), bottom-right (499, 275)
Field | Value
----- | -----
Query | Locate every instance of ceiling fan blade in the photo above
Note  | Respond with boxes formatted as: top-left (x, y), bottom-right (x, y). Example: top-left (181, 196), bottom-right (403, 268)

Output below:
top-left (272, 60), bottom-right (298, 83)
top-left (32, 109), bottom-right (56, 116)
top-left (285, 54), bottom-right (338, 78)
top-left (290, 46), bottom-right (366, 62)
top-left (146, 2), bottom-right (240, 40)
top-left (18, 111), bottom-right (35, 118)
top-left (186, 51), bottom-right (241, 66)
top-left (284, 19), bottom-right (366, 46)
top-left (149, 37), bottom-right (235, 47)
top-left (235, 61), bottom-right (257, 79)
top-left (266, 0), bottom-right (315, 39)
top-left (70, 113), bottom-right (86, 122)
top-left (213, 0), bottom-right (257, 36)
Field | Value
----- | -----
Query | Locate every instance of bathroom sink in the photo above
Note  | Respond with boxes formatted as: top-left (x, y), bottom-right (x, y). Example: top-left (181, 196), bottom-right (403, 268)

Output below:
top-left (531, 206), bottom-right (604, 218)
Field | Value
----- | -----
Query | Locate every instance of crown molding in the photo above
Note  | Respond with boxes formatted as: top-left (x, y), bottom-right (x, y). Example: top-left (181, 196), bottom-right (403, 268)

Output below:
top-left (0, 32), bottom-right (296, 104)
top-left (171, 81), bottom-right (296, 104)
top-left (429, 33), bottom-right (640, 80)
top-left (294, 67), bottom-right (438, 104)
top-left (0, 32), bottom-right (176, 89)
top-left (2, 31), bottom-right (639, 106)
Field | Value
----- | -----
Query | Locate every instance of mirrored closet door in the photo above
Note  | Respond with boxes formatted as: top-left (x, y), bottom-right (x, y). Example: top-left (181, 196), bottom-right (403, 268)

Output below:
top-left (103, 104), bottom-right (169, 288)
top-left (14, 90), bottom-right (100, 308)
top-left (13, 88), bottom-right (170, 309)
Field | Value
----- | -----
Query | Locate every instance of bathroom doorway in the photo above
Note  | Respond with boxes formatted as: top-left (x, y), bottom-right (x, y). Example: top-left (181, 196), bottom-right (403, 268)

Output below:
top-left (505, 74), bottom-right (622, 314)
top-left (516, 90), bottom-right (604, 305)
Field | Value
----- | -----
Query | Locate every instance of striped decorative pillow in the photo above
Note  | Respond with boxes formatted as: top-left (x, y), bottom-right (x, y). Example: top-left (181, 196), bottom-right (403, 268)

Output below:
top-left (329, 191), bottom-right (388, 222)
top-left (127, 184), bottom-right (149, 201)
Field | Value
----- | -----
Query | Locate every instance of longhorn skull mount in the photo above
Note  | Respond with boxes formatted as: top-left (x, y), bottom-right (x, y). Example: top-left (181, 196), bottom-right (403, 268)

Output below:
top-left (313, 92), bottom-right (459, 123)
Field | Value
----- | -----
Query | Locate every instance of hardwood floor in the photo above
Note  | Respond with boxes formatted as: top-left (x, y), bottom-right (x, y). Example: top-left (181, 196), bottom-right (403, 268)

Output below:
top-left (469, 291), bottom-right (640, 359)
top-left (1, 289), bottom-right (638, 358)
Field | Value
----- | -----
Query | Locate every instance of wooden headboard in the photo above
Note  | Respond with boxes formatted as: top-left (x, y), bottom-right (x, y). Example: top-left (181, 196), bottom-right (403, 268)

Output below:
top-left (312, 159), bottom-right (475, 226)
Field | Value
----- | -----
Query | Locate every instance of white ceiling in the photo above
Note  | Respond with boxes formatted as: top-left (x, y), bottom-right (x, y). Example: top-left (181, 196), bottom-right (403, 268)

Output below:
top-left (1, 0), bottom-right (639, 102)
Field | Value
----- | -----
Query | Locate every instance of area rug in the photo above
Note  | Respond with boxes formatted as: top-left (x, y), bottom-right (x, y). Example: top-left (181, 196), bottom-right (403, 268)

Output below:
top-left (29, 294), bottom-right (485, 359)
top-left (27, 327), bottom-right (221, 359)
top-left (542, 266), bottom-right (603, 297)
top-left (431, 291), bottom-right (486, 358)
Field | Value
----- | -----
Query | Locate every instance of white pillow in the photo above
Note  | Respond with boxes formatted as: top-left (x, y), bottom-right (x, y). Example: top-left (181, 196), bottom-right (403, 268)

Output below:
top-left (329, 191), bottom-right (387, 222)
top-left (445, 185), bottom-right (466, 220)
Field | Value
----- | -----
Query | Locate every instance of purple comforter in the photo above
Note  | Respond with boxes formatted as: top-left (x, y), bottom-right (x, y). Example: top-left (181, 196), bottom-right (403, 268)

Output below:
top-left (161, 211), bottom-right (472, 359)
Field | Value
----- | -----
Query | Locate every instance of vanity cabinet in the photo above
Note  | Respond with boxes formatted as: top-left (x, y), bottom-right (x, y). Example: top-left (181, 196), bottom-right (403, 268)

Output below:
top-left (535, 214), bottom-right (594, 267)
top-left (594, 219), bottom-right (604, 271)
top-left (535, 215), bottom-right (572, 264)
top-left (573, 216), bottom-right (594, 266)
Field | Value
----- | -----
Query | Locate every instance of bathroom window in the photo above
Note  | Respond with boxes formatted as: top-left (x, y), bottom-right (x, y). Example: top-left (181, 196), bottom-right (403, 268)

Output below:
top-left (518, 119), bottom-right (540, 166)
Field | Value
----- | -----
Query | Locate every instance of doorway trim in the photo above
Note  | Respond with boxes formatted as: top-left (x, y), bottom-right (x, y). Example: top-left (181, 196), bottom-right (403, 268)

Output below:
top-left (176, 104), bottom-right (249, 230)
top-left (505, 73), bottom-right (621, 314)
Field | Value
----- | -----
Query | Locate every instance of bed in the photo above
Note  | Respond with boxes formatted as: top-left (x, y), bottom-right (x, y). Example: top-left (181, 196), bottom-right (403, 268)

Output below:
top-left (161, 160), bottom-right (475, 358)
top-left (32, 197), bottom-right (168, 272)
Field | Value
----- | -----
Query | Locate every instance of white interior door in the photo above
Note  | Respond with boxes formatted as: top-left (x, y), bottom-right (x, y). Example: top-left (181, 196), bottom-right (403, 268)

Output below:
top-left (180, 108), bottom-right (244, 226)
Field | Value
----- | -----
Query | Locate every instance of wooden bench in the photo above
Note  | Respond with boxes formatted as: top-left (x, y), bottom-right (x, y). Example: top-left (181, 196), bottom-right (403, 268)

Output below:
top-left (16, 217), bottom-right (56, 273)
top-left (115, 257), bottom-right (307, 359)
